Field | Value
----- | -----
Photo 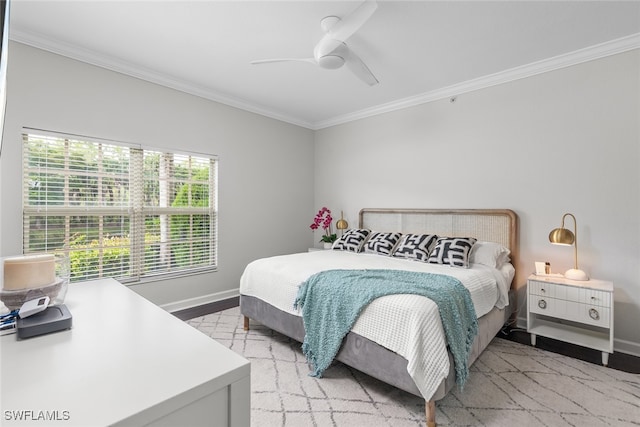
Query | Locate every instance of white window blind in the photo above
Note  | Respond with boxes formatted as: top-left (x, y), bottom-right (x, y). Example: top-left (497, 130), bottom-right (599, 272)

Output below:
top-left (22, 131), bottom-right (218, 283)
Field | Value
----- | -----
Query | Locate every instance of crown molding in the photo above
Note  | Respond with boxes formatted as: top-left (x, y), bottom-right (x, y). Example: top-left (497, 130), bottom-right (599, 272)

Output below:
top-left (10, 28), bottom-right (315, 130)
top-left (313, 32), bottom-right (640, 129)
top-left (10, 28), bottom-right (639, 131)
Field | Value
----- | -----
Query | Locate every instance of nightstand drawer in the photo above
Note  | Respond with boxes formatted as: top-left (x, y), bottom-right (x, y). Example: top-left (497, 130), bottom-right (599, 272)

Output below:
top-left (529, 280), bottom-right (556, 297)
top-left (555, 300), bottom-right (611, 327)
top-left (530, 280), bottom-right (584, 302)
top-left (575, 303), bottom-right (610, 328)
top-left (529, 296), bottom-right (611, 328)
top-left (581, 289), bottom-right (610, 307)
top-left (529, 295), bottom-right (556, 316)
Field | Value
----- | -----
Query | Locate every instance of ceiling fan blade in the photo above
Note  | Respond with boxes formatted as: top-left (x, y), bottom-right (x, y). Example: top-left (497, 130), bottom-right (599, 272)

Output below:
top-left (329, 0), bottom-right (378, 42)
top-left (345, 49), bottom-right (379, 86)
top-left (251, 58), bottom-right (316, 65)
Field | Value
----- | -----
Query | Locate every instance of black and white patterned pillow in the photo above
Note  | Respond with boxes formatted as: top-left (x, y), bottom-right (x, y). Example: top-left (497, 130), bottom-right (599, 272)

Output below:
top-left (363, 232), bottom-right (403, 256)
top-left (332, 229), bottom-right (371, 252)
top-left (392, 234), bottom-right (438, 262)
top-left (427, 237), bottom-right (477, 268)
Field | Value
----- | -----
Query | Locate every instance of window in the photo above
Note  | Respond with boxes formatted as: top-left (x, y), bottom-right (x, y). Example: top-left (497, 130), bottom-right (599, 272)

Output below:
top-left (22, 130), bottom-right (218, 283)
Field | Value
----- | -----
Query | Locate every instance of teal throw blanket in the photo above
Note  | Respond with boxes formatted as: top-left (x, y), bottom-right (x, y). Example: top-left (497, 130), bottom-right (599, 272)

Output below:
top-left (293, 269), bottom-right (478, 388)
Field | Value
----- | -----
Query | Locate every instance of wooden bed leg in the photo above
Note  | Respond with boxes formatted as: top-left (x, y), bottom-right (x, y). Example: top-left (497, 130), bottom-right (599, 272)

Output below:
top-left (243, 316), bottom-right (250, 331)
top-left (425, 399), bottom-right (436, 427)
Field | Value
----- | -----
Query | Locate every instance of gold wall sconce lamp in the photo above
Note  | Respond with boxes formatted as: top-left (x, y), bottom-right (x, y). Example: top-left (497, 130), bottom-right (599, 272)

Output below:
top-left (336, 211), bottom-right (348, 235)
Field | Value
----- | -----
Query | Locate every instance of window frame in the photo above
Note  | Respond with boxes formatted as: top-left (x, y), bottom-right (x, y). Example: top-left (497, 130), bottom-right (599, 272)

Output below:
top-left (22, 128), bottom-right (218, 284)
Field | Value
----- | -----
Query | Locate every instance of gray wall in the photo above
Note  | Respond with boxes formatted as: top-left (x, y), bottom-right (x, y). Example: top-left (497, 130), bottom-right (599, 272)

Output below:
top-left (314, 50), bottom-right (640, 355)
top-left (2, 42), bottom-right (639, 355)
top-left (0, 42), bottom-right (315, 309)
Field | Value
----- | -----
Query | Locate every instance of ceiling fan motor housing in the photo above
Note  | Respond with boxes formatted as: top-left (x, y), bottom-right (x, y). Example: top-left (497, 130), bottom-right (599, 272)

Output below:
top-left (320, 15), bottom-right (341, 32)
top-left (251, 1), bottom-right (379, 85)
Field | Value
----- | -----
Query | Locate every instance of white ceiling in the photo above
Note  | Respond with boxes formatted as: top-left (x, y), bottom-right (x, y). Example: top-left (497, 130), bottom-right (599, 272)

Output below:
top-left (9, 1), bottom-right (640, 129)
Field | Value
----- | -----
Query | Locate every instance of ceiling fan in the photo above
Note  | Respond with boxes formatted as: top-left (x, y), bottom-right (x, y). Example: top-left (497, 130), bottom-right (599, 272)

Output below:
top-left (251, 0), bottom-right (379, 86)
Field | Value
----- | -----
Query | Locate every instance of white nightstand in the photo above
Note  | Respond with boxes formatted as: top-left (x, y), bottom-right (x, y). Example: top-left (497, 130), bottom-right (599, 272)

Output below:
top-left (527, 274), bottom-right (614, 366)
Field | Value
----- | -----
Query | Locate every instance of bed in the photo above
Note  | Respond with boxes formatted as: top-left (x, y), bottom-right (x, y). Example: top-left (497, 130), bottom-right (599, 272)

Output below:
top-left (240, 208), bottom-right (519, 426)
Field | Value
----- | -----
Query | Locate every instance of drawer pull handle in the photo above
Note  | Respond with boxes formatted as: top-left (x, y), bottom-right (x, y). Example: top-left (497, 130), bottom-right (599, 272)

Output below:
top-left (538, 299), bottom-right (547, 309)
top-left (589, 308), bottom-right (600, 321)
top-left (541, 288), bottom-right (546, 293)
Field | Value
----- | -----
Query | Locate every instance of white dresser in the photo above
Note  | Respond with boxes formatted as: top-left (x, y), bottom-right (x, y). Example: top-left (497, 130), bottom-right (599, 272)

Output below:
top-left (527, 274), bottom-right (614, 365)
top-left (0, 278), bottom-right (250, 426)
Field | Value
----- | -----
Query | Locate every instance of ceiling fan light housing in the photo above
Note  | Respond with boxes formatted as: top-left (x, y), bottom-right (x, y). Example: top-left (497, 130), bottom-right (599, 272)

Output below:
top-left (318, 55), bottom-right (345, 69)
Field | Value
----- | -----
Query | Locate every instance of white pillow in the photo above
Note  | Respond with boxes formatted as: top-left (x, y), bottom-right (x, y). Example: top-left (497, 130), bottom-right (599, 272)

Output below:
top-left (469, 241), bottom-right (511, 268)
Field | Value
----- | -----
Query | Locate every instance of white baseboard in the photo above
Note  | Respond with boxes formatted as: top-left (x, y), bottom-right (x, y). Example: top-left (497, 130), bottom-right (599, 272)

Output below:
top-left (613, 338), bottom-right (640, 358)
top-left (515, 315), bottom-right (639, 357)
top-left (160, 289), bottom-right (239, 313)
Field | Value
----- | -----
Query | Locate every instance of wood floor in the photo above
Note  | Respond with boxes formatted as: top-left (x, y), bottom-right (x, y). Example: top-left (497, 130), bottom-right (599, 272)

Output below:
top-left (500, 327), bottom-right (639, 374)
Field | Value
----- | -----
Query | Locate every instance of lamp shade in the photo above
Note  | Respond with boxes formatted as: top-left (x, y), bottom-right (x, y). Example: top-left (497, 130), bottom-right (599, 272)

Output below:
top-left (336, 211), bottom-right (348, 230)
top-left (548, 228), bottom-right (575, 246)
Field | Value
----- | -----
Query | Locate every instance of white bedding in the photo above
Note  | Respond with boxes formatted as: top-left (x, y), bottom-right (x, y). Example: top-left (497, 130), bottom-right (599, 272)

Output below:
top-left (240, 250), bottom-right (514, 400)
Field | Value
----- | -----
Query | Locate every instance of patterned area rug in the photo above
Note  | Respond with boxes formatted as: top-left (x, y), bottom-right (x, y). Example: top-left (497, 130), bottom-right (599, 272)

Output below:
top-left (187, 307), bottom-right (640, 426)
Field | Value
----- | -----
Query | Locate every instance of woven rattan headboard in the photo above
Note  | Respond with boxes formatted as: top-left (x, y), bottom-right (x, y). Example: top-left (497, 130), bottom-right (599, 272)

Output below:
top-left (359, 208), bottom-right (520, 289)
